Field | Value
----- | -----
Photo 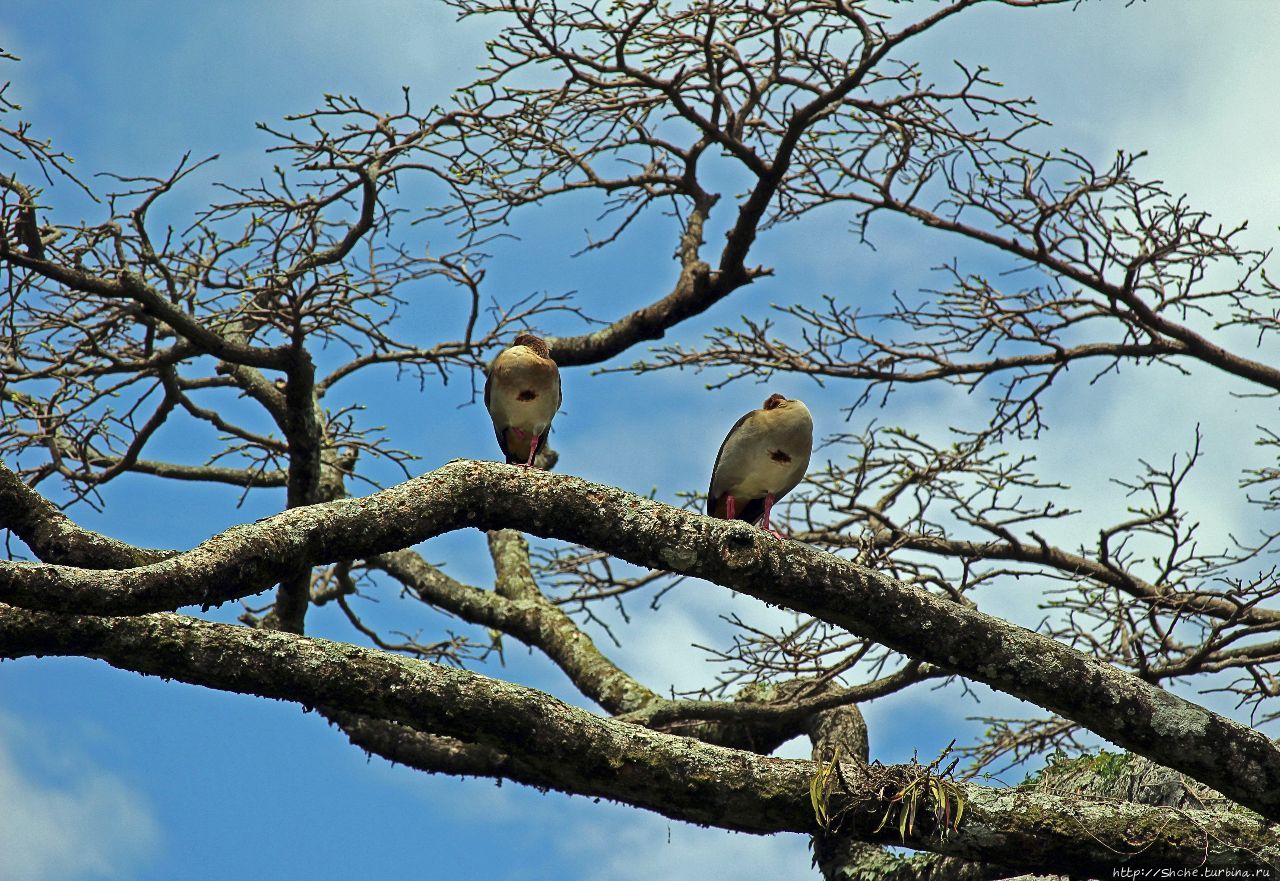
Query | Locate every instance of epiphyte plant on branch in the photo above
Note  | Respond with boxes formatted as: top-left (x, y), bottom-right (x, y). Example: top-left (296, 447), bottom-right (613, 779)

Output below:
top-left (3, 1), bottom-right (1280, 878)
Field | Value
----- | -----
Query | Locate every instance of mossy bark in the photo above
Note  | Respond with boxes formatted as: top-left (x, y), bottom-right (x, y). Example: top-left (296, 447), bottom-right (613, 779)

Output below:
top-left (3, 460), bottom-right (1279, 824)
top-left (0, 607), bottom-right (1277, 874)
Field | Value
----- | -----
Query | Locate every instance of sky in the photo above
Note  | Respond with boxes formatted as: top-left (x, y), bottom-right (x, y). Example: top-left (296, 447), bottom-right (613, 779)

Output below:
top-left (2, 2), bottom-right (1280, 879)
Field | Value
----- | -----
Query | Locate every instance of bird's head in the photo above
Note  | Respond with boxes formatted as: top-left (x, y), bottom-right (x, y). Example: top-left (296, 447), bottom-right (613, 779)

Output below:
top-left (762, 393), bottom-right (789, 410)
top-left (512, 333), bottom-right (550, 358)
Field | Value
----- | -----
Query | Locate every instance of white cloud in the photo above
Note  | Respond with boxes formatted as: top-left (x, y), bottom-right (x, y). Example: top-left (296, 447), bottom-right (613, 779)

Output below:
top-left (942, 2), bottom-right (1280, 244)
top-left (0, 715), bottom-right (160, 881)
top-left (1095, 5), bottom-right (1280, 244)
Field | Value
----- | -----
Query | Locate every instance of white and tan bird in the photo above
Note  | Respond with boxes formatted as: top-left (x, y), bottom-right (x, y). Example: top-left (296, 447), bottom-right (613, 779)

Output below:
top-left (485, 333), bottom-right (562, 468)
top-left (707, 393), bottom-right (813, 536)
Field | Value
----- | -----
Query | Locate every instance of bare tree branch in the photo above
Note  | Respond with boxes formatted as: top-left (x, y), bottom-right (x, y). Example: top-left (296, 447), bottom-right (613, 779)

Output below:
top-left (0, 605), bottom-right (1273, 874)
top-left (2, 460), bottom-right (1279, 822)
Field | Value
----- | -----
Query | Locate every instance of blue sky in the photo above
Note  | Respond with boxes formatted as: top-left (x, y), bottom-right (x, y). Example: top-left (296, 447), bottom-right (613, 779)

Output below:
top-left (3, 2), bottom-right (1280, 879)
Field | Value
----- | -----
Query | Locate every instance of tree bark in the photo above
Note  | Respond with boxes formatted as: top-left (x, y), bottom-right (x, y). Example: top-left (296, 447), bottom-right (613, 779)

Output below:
top-left (0, 605), bottom-right (1273, 874)
top-left (2, 460), bottom-right (1279, 823)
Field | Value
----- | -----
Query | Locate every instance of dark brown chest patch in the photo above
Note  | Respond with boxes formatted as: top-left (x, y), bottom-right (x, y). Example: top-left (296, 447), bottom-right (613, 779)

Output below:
top-left (517, 389), bottom-right (538, 401)
top-left (770, 448), bottom-right (791, 463)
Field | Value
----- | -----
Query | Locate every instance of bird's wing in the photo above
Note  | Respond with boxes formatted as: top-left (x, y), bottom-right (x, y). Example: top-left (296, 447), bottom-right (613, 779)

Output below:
top-left (526, 363), bottom-right (561, 464)
top-left (707, 409), bottom-right (755, 515)
top-left (772, 445), bottom-right (813, 504)
top-left (498, 428), bottom-right (524, 464)
top-left (544, 362), bottom-right (562, 437)
top-left (485, 351), bottom-right (514, 461)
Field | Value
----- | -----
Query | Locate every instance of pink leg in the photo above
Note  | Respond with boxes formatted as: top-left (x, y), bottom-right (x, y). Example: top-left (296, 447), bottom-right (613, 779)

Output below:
top-left (725, 495), bottom-right (736, 520)
top-left (759, 492), bottom-right (785, 539)
top-left (523, 432), bottom-right (540, 468)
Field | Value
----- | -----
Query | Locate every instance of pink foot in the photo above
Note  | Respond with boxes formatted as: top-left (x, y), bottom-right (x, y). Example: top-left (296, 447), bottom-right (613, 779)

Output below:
top-left (725, 495), bottom-right (737, 520)
top-left (523, 432), bottom-right (541, 468)
top-left (759, 492), bottom-right (786, 539)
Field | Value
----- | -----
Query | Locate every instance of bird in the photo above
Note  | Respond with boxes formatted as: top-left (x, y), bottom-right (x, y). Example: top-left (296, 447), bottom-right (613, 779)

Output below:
top-left (707, 393), bottom-right (813, 537)
top-left (484, 333), bottom-right (561, 468)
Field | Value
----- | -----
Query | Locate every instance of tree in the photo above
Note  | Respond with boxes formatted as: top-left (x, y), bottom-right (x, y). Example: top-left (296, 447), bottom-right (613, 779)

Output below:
top-left (3, 1), bottom-right (1280, 876)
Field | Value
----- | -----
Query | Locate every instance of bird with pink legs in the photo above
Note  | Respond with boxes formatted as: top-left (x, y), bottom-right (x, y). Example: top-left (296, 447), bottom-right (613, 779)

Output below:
top-left (706, 393), bottom-right (813, 539)
top-left (485, 333), bottom-right (561, 469)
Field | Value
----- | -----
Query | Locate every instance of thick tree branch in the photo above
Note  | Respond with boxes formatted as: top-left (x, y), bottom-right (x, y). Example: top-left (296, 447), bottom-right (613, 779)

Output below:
top-left (0, 605), bottom-right (801, 833)
top-left (543, 267), bottom-right (732, 366)
top-left (0, 605), bottom-right (1272, 874)
top-left (381, 534), bottom-right (917, 751)
top-left (546, 194), bottom-right (766, 367)
top-left (2, 460), bottom-right (1280, 821)
top-left (819, 843), bottom-right (1018, 881)
top-left (371, 539), bottom-right (660, 716)
top-left (328, 710), bottom-right (513, 777)
top-left (618, 665), bottom-right (937, 733)
top-left (0, 460), bottom-right (171, 567)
